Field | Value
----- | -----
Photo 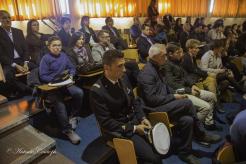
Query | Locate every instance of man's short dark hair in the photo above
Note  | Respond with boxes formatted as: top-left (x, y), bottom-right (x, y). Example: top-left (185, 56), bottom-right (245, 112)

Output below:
top-left (0, 10), bottom-right (9, 18)
top-left (60, 17), bottom-right (71, 25)
top-left (105, 17), bottom-right (113, 24)
top-left (47, 36), bottom-right (61, 46)
top-left (102, 50), bottom-right (124, 66)
top-left (141, 23), bottom-right (151, 30)
top-left (97, 30), bottom-right (109, 38)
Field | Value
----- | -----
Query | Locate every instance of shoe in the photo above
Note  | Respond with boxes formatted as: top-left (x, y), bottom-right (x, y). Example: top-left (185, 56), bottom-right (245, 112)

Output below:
top-left (199, 133), bottom-right (222, 144)
top-left (69, 117), bottom-right (79, 130)
top-left (63, 130), bottom-right (81, 144)
top-left (178, 154), bottom-right (200, 164)
top-left (204, 124), bottom-right (223, 131)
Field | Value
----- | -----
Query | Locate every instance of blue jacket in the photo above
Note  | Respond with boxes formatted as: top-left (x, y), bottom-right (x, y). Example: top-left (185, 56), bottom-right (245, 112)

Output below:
top-left (39, 52), bottom-right (75, 83)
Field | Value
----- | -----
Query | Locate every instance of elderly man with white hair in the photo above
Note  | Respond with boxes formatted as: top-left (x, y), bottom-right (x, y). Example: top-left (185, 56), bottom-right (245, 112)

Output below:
top-left (138, 43), bottom-right (221, 164)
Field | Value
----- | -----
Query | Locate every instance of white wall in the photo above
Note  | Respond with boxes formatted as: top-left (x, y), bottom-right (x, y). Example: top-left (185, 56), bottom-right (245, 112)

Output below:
top-left (10, 17), bottom-right (246, 36)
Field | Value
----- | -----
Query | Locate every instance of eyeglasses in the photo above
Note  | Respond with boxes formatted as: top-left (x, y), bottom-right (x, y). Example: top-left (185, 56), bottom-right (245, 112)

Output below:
top-left (32, 23), bottom-right (39, 26)
top-left (51, 44), bottom-right (62, 48)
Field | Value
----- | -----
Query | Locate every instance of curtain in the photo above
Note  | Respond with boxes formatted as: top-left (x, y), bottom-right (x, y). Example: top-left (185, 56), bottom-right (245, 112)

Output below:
top-left (74, 0), bottom-right (147, 17)
top-left (0, 0), bottom-right (62, 20)
top-left (211, 0), bottom-right (239, 17)
top-left (74, 0), bottom-right (209, 17)
top-left (158, 0), bottom-right (208, 16)
top-left (0, 0), bottom-right (19, 19)
top-left (237, 0), bottom-right (246, 17)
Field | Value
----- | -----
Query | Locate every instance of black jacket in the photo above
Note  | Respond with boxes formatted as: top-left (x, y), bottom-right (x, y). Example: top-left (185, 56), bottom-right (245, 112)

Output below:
top-left (57, 28), bottom-right (71, 48)
top-left (102, 25), bottom-right (121, 42)
top-left (0, 27), bottom-right (28, 66)
top-left (181, 53), bottom-right (208, 83)
top-left (137, 60), bottom-right (175, 107)
top-left (79, 25), bottom-right (97, 44)
top-left (136, 35), bottom-right (155, 62)
top-left (164, 60), bottom-right (195, 94)
top-left (90, 75), bottom-right (145, 137)
top-left (102, 25), bottom-right (127, 50)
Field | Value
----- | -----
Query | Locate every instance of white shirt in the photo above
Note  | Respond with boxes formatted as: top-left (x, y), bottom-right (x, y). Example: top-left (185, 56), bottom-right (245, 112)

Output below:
top-left (201, 50), bottom-right (224, 74)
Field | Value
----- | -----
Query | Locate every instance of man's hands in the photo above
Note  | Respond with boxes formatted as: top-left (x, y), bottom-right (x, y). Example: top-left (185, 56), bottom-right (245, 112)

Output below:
top-left (136, 118), bottom-right (152, 135)
top-left (174, 94), bottom-right (187, 100)
top-left (191, 85), bottom-right (200, 96)
top-left (141, 118), bottom-right (152, 129)
top-left (23, 62), bottom-right (29, 72)
top-left (16, 64), bottom-right (28, 73)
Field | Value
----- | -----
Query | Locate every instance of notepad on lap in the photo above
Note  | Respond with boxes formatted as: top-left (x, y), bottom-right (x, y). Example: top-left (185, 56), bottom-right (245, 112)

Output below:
top-left (48, 78), bottom-right (73, 87)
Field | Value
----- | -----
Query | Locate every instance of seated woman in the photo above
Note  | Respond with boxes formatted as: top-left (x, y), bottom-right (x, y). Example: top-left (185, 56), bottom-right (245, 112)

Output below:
top-left (78, 16), bottom-right (97, 46)
top-left (39, 36), bottom-right (84, 144)
top-left (26, 19), bottom-right (50, 65)
top-left (66, 32), bottom-right (95, 73)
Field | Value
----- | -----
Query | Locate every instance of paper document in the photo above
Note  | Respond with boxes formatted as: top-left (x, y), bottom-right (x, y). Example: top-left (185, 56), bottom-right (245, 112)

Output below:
top-left (48, 78), bottom-right (73, 87)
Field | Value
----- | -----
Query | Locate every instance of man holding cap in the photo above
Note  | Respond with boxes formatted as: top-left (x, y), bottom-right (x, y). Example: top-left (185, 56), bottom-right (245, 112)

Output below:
top-left (138, 43), bottom-right (221, 164)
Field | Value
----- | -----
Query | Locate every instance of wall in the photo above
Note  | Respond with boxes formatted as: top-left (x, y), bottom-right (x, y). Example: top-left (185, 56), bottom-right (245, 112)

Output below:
top-left (10, 17), bottom-right (246, 36)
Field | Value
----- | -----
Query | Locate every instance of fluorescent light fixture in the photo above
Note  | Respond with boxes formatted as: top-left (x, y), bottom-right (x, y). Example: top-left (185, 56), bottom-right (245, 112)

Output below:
top-left (60, 0), bottom-right (70, 14)
top-left (209, 0), bottom-right (214, 13)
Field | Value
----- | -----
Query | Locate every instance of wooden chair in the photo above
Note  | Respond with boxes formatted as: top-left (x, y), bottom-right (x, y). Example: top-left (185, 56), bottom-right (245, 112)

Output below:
top-left (216, 144), bottom-right (236, 164)
top-left (113, 138), bottom-right (137, 164)
top-left (96, 121), bottom-right (137, 164)
top-left (0, 63), bottom-right (6, 82)
top-left (148, 112), bottom-right (174, 136)
top-left (122, 33), bottom-right (130, 46)
top-left (123, 49), bottom-right (139, 62)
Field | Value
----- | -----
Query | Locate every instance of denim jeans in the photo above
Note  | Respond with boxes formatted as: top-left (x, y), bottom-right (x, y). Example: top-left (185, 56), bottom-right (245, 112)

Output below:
top-left (52, 85), bottom-right (84, 132)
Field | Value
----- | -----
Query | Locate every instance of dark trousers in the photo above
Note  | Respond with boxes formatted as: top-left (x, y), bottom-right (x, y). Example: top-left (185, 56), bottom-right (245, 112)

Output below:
top-left (154, 99), bottom-right (204, 155)
top-left (231, 125), bottom-right (246, 162)
top-left (130, 134), bottom-right (162, 164)
top-left (3, 65), bottom-right (30, 95)
top-left (51, 85), bottom-right (84, 132)
top-left (2, 58), bottom-right (36, 95)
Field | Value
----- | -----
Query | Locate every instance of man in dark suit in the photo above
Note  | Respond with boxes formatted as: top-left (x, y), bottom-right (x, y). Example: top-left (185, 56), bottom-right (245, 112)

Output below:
top-left (137, 43), bottom-right (221, 164)
top-left (57, 17), bottom-right (71, 49)
top-left (0, 10), bottom-right (32, 97)
top-left (102, 17), bottom-right (127, 50)
top-left (90, 50), bottom-right (162, 164)
top-left (136, 24), bottom-right (155, 63)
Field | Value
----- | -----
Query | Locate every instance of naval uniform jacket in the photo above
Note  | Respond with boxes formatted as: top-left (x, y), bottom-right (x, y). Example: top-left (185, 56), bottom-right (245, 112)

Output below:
top-left (90, 75), bottom-right (145, 137)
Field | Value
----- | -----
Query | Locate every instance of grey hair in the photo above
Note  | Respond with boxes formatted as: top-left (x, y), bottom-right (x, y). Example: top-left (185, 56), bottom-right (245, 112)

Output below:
top-left (148, 43), bottom-right (166, 58)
